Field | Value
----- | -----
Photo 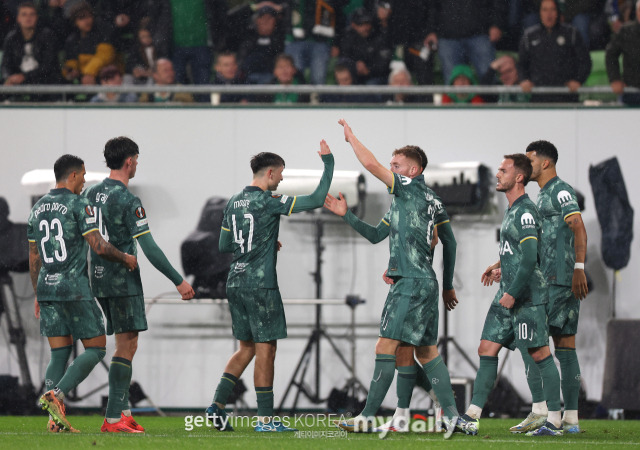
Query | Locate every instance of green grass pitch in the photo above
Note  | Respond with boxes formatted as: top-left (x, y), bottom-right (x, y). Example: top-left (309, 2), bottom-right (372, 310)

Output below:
top-left (1, 416), bottom-right (639, 449)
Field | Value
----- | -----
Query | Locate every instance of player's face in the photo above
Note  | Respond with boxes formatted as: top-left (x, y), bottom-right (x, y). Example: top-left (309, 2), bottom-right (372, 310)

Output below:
top-left (496, 159), bottom-right (518, 192)
top-left (128, 155), bottom-right (139, 179)
top-left (72, 165), bottom-right (87, 195)
top-left (267, 165), bottom-right (284, 190)
top-left (526, 151), bottom-right (543, 181)
top-left (390, 154), bottom-right (416, 178)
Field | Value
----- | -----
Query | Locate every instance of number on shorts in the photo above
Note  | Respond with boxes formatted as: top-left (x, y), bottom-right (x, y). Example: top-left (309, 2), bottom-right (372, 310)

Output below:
top-left (231, 213), bottom-right (254, 253)
top-left (39, 218), bottom-right (67, 263)
top-left (518, 322), bottom-right (533, 341)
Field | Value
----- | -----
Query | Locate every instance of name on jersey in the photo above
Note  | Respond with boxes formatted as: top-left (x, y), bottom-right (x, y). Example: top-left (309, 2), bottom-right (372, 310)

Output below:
top-left (499, 240), bottom-right (514, 255)
top-left (234, 200), bottom-right (251, 209)
top-left (94, 192), bottom-right (109, 204)
top-left (33, 202), bottom-right (68, 218)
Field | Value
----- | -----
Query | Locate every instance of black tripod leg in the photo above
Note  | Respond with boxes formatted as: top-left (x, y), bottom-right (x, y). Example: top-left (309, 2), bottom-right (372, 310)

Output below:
top-left (276, 330), bottom-right (318, 414)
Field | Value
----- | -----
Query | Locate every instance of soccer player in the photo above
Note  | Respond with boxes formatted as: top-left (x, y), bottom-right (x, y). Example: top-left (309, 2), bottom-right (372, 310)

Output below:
top-left (84, 137), bottom-right (195, 433)
top-left (327, 119), bottom-right (467, 438)
top-left (524, 140), bottom-right (587, 433)
top-left (28, 154), bottom-right (137, 432)
top-left (375, 147), bottom-right (459, 433)
top-left (460, 154), bottom-right (564, 436)
top-left (205, 141), bottom-right (334, 432)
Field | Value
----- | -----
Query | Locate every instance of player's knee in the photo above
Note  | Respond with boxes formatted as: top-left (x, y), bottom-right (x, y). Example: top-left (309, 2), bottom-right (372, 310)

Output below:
top-left (87, 346), bottom-right (106, 362)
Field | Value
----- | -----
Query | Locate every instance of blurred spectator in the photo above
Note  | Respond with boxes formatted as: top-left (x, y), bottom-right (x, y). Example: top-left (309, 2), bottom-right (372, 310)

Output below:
top-left (238, 5), bottom-right (284, 84)
top-left (283, 0), bottom-right (348, 85)
top-left (442, 64), bottom-right (485, 104)
top-left (40, 0), bottom-right (99, 52)
top-left (90, 64), bottom-right (137, 103)
top-left (212, 51), bottom-right (248, 103)
top-left (426, 0), bottom-right (506, 84)
top-left (271, 53), bottom-right (308, 103)
top-left (340, 8), bottom-right (391, 85)
top-left (2, 1), bottom-right (60, 90)
top-left (605, 0), bottom-right (640, 104)
top-left (225, 1), bottom-right (286, 52)
top-left (480, 54), bottom-right (530, 103)
top-left (125, 21), bottom-right (163, 85)
top-left (321, 58), bottom-right (375, 103)
top-left (147, 0), bottom-right (227, 94)
top-left (138, 57), bottom-right (194, 103)
top-left (607, 0), bottom-right (637, 33)
top-left (518, 0), bottom-right (591, 102)
top-left (562, 0), bottom-right (609, 50)
top-left (375, 0), bottom-right (435, 86)
top-left (62, 1), bottom-right (115, 86)
top-left (385, 65), bottom-right (430, 104)
top-left (97, 0), bottom-right (148, 52)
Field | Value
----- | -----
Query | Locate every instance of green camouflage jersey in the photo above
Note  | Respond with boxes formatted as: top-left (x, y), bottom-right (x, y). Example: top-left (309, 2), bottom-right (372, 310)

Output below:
top-left (27, 188), bottom-right (98, 301)
top-left (222, 186), bottom-right (297, 289)
top-left (536, 176), bottom-right (581, 287)
top-left (83, 178), bottom-right (150, 297)
top-left (496, 194), bottom-right (547, 306)
top-left (386, 173), bottom-right (437, 279)
top-left (426, 187), bottom-right (450, 260)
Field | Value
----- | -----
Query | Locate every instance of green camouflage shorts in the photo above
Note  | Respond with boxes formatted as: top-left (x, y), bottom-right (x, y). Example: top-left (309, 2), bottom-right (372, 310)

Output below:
top-left (547, 285), bottom-right (580, 336)
top-left (97, 295), bottom-right (148, 335)
top-left (379, 277), bottom-right (439, 347)
top-left (39, 300), bottom-right (105, 340)
top-left (482, 294), bottom-right (549, 350)
top-left (227, 287), bottom-right (287, 343)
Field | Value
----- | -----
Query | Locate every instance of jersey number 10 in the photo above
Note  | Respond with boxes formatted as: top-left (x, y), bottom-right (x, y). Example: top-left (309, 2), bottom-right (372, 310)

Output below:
top-left (232, 213), bottom-right (254, 253)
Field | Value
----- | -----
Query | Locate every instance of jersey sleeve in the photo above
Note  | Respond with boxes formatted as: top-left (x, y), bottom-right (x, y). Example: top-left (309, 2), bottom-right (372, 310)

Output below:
top-left (124, 197), bottom-right (151, 239)
top-left (27, 211), bottom-right (36, 242)
top-left (387, 173), bottom-right (414, 198)
top-left (76, 196), bottom-right (100, 236)
top-left (268, 194), bottom-right (297, 216)
top-left (430, 192), bottom-right (450, 227)
top-left (516, 206), bottom-right (539, 244)
top-left (553, 183), bottom-right (581, 222)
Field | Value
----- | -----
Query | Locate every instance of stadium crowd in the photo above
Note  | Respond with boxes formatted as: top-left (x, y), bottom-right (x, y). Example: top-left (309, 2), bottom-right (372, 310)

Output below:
top-left (0, 0), bottom-right (638, 104)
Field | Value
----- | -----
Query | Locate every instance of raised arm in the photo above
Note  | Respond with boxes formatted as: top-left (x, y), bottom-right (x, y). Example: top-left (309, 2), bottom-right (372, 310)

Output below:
top-left (290, 140), bottom-right (335, 213)
top-left (84, 230), bottom-right (137, 271)
top-left (324, 193), bottom-right (389, 244)
top-left (566, 213), bottom-right (588, 300)
top-left (339, 119), bottom-right (394, 188)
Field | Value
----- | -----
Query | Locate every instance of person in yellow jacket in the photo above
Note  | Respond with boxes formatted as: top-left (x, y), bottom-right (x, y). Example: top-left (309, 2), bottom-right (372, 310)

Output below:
top-left (62, 2), bottom-right (115, 86)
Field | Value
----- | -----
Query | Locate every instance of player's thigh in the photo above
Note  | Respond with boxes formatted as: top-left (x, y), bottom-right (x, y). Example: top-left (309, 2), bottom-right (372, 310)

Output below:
top-left (381, 278), bottom-right (438, 347)
top-left (548, 285), bottom-right (580, 336)
top-left (512, 303), bottom-right (549, 350)
top-left (97, 295), bottom-right (147, 336)
top-left (481, 300), bottom-right (517, 351)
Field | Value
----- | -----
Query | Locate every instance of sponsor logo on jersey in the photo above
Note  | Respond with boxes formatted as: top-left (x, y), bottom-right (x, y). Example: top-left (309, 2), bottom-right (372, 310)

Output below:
top-left (399, 175), bottom-right (412, 185)
top-left (94, 265), bottom-right (105, 279)
top-left (136, 218), bottom-right (148, 227)
top-left (557, 190), bottom-right (573, 205)
top-left (520, 212), bottom-right (536, 229)
top-left (135, 206), bottom-right (146, 219)
top-left (45, 273), bottom-right (60, 285)
top-left (234, 262), bottom-right (248, 273)
top-left (279, 194), bottom-right (289, 204)
top-left (499, 240), bottom-right (514, 255)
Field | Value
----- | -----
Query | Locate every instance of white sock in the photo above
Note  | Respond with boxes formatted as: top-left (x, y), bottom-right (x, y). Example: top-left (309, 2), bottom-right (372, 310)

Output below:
top-left (532, 401), bottom-right (548, 415)
top-left (106, 417), bottom-right (120, 424)
top-left (563, 410), bottom-right (578, 425)
top-left (53, 388), bottom-right (65, 401)
top-left (547, 411), bottom-right (561, 428)
top-left (465, 404), bottom-right (482, 419)
top-left (122, 409), bottom-right (131, 417)
top-left (427, 389), bottom-right (438, 404)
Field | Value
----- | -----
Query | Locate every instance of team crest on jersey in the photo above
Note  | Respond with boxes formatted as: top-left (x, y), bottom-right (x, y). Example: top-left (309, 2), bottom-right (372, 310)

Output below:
top-left (135, 206), bottom-right (146, 218)
top-left (557, 190), bottom-right (573, 205)
top-left (520, 212), bottom-right (535, 229)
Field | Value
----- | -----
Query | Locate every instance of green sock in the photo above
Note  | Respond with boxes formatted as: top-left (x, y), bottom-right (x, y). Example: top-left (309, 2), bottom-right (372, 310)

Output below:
top-left (45, 345), bottom-right (72, 392)
top-left (213, 372), bottom-right (238, 406)
top-left (361, 354), bottom-right (396, 417)
top-left (415, 361), bottom-right (433, 392)
top-left (422, 356), bottom-right (458, 418)
top-left (56, 346), bottom-right (106, 397)
top-left (396, 365), bottom-right (417, 409)
top-left (106, 357), bottom-right (131, 419)
top-left (255, 386), bottom-right (274, 417)
top-left (556, 347), bottom-right (581, 411)
top-left (469, 355), bottom-right (498, 410)
top-left (520, 348), bottom-right (545, 403)
top-left (535, 354), bottom-right (562, 411)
